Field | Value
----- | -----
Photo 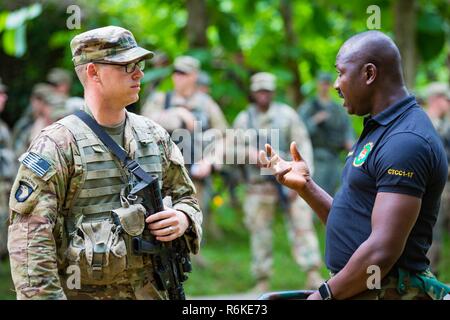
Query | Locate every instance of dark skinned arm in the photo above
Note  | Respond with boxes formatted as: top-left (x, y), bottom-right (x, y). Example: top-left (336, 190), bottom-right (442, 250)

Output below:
top-left (308, 192), bottom-right (421, 300)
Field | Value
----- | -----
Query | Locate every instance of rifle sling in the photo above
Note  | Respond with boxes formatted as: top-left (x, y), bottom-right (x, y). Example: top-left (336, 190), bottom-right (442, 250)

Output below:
top-left (74, 110), bottom-right (154, 184)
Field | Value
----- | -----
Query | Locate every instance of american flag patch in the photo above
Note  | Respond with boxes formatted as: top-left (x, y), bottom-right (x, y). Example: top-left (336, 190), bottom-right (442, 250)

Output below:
top-left (21, 152), bottom-right (51, 177)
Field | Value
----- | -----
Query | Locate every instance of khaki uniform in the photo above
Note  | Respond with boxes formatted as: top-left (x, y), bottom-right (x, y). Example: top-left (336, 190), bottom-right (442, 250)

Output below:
top-left (233, 101), bottom-right (323, 284)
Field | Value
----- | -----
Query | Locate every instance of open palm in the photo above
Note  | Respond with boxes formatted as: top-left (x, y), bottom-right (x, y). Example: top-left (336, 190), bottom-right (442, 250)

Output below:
top-left (259, 142), bottom-right (311, 192)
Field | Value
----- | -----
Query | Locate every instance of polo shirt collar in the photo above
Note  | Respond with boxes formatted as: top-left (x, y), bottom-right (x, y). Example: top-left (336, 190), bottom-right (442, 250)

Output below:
top-left (364, 95), bottom-right (417, 126)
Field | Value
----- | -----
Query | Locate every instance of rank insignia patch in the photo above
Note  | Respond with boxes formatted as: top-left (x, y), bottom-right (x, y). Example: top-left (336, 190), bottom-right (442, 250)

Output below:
top-left (15, 181), bottom-right (34, 202)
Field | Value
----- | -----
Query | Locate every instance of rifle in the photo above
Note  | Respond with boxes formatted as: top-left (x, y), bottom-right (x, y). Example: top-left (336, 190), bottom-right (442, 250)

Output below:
top-left (130, 177), bottom-right (192, 300)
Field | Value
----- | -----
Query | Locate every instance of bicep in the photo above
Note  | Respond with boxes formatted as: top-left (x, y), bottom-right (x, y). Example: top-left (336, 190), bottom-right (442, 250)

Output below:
top-left (371, 192), bottom-right (421, 255)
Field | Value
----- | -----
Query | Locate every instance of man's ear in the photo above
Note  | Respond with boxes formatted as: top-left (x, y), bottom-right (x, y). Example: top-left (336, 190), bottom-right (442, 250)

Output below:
top-left (86, 63), bottom-right (100, 82)
top-left (364, 63), bottom-right (377, 85)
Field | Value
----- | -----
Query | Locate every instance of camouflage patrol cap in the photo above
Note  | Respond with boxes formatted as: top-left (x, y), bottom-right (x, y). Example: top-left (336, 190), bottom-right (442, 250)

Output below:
top-left (173, 56), bottom-right (200, 74)
top-left (250, 72), bottom-right (276, 92)
top-left (0, 77), bottom-right (7, 92)
top-left (425, 82), bottom-right (450, 99)
top-left (47, 68), bottom-right (72, 85)
top-left (31, 83), bottom-right (55, 100)
top-left (70, 26), bottom-right (154, 66)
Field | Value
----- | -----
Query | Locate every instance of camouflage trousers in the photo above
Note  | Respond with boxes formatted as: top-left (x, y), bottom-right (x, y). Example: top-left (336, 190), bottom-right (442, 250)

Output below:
top-left (0, 180), bottom-right (11, 258)
top-left (62, 270), bottom-right (168, 300)
top-left (331, 269), bottom-right (450, 300)
top-left (243, 183), bottom-right (322, 281)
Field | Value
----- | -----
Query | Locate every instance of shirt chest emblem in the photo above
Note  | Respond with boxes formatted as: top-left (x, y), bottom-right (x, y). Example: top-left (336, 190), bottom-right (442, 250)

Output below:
top-left (353, 142), bottom-right (374, 167)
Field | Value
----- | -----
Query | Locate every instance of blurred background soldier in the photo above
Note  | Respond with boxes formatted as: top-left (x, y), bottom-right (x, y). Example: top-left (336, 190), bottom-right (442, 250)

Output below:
top-left (197, 71), bottom-right (211, 94)
top-left (233, 72), bottom-right (324, 292)
top-left (13, 83), bottom-right (64, 158)
top-left (298, 72), bottom-right (355, 196)
top-left (47, 68), bottom-right (84, 114)
top-left (0, 78), bottom-right (16, 261)
top-left (141, 55), bottom-right (228, 244)
top-left (47, 68), bottom-right (72, 98)
top-left (424, 82), bottom-right (450, 274)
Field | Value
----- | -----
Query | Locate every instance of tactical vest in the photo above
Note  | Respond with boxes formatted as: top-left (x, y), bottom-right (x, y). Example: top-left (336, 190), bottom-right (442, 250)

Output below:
top-left (57, 112), bottom-right (163, 285)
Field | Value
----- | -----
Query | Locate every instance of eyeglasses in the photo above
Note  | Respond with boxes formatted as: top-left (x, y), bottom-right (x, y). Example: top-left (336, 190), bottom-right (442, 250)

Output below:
top-left (94, 60), bottom-right (145, 73)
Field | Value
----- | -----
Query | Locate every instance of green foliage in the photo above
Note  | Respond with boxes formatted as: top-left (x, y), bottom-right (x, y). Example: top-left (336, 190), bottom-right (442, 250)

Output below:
top-left (0, 3), bottom-right (42, 57)
top-left (0, 0), bottom-right (448, 127)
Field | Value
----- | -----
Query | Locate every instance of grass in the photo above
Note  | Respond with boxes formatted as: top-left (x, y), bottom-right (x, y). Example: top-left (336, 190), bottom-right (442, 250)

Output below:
top-left (0, 185), bottom-right (449, 299)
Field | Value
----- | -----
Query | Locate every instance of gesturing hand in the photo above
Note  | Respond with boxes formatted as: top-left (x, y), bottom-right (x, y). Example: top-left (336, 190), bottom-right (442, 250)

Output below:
top-left (259, 142), bottom-right (312, 193)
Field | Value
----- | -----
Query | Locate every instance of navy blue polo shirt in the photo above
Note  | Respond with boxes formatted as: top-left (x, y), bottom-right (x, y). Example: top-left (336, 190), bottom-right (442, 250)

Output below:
top-left (325, 95), bottom-right (447, 273)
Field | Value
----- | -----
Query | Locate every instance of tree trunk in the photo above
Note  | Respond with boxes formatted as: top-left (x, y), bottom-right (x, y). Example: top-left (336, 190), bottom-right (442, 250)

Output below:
top-left (279, 0), bottom-right (303, 107)
top-left (186, 0), bottom-right (208, 48)
top-left (394, 0), bottom-right (417, 90)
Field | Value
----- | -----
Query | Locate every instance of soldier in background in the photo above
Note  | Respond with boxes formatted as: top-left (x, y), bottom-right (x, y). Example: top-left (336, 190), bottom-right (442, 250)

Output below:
top-left (197, 71), bottom-right (211, 95)
top-left (233, 72), bottom-right (324, 292)
top-left (47, 68), bottom-right (84, 114)
top-left (13, 83), bottom-right (56, 158)
top-left (0, 78), bottom-right (15, 260)
top-left (142, 56), bottom-right (228, 242)
top-left (47, 68), bottom-right (72, 98)
top-left (298, 72), bottom-right (355, 196)
top-left (424, 82), bottom-right (450, 274)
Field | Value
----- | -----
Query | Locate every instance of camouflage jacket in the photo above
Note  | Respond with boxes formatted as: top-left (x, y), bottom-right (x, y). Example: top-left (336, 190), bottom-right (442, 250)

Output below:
top-left (233, 101), bottom-right (314, 183)
top-left (8, 111), bottom-right (202, 300)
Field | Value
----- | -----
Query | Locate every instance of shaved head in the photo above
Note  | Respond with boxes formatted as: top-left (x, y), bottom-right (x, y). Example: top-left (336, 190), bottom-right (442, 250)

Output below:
top-left (334, 31), bottom-right (409, 116)
top-left (337, 31), bottom-right (404, 84)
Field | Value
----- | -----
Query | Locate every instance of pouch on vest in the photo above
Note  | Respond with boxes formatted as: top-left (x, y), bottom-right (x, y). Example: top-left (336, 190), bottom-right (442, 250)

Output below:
top-left (111, 195), bottom-right (146, 237)
top-left (66, 219), bottom-right (127, 285)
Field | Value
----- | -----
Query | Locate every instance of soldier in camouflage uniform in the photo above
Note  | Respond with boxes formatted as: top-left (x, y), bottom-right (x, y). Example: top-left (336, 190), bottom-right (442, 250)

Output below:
top-left (141, 56), bottom-right (228, 241)
top-left (424, 82), bottom-right (450, 274)
top-left (8, 26), bottom-right (202, 300)
top-left (233, 72), bottom-right (324, 292)
top-left (298, 72), bottom-right (355, 196)
top-left (0, 78), bottom-right (16, 260)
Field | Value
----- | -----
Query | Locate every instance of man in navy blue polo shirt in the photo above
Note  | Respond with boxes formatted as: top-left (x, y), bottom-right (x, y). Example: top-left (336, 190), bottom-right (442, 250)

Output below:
top-left (260, 31), bottom-right (450, 300)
